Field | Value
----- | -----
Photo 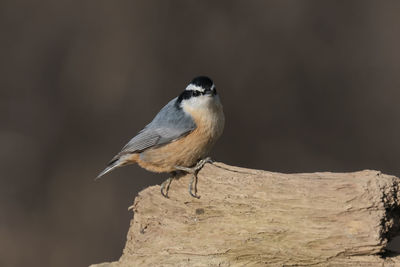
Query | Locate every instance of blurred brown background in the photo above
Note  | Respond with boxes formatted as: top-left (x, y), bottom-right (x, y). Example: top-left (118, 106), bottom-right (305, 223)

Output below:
top-left (1, 1), bottom-right (400, 266)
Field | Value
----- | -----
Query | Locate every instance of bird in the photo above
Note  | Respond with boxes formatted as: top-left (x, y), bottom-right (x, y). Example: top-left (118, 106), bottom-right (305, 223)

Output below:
top-left (96, 76), bottom-right (225, 198)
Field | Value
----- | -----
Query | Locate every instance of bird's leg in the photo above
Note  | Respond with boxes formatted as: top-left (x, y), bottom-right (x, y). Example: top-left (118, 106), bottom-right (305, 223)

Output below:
top-left (175, 157), bottom-right (213, 173)
top-left (175, 166), bottom-right (199, 198)
top-left (160, 172), bottom-right (176, 198)
top-left (175, 157), bottom-right (213, 198)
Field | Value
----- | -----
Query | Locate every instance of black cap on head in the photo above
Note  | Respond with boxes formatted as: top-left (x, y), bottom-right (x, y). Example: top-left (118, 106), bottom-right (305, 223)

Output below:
top-left (190, 76), bottom-right (214, 90)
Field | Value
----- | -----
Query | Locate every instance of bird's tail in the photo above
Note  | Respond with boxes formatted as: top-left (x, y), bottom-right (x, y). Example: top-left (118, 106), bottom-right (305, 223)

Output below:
top-left (95, 157), bottom-right (124, 180)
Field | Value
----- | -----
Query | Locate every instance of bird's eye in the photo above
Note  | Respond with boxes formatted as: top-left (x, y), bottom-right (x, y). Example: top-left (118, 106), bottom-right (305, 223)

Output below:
top-left (192, 91), bottom-right (200, 97)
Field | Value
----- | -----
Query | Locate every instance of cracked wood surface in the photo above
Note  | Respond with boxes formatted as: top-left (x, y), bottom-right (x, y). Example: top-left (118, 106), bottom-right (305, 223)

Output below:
top-left (91, 162), bottom-right (400, 266)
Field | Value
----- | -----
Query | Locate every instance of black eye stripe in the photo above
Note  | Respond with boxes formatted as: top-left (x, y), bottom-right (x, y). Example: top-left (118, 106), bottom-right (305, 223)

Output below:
top-left (176, 90), bottom-right (206, 106)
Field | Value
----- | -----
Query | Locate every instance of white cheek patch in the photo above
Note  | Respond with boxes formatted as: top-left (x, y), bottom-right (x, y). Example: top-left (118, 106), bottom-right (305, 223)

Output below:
top-left (185, 84), bottom-right (205, 92)
top-left (182, 95), bottom-right (212, 112)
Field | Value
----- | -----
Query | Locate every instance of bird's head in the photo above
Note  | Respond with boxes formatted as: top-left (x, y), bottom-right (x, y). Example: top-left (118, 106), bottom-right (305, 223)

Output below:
top-left (177, 76), bottom-right (220, 110)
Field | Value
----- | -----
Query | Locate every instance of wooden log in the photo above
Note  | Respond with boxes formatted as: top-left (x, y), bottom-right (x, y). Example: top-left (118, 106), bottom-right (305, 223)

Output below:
top-left (91, 162), bottom-right (400, 266)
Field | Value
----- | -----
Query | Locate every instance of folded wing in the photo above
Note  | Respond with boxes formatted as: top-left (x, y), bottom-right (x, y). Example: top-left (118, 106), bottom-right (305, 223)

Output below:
top-left (116, 97), bottom-right (196, 158)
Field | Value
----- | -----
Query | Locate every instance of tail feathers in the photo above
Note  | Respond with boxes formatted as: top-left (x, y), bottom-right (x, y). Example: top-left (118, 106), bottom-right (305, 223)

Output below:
top-left (95, 158), bottom-right (122, 180)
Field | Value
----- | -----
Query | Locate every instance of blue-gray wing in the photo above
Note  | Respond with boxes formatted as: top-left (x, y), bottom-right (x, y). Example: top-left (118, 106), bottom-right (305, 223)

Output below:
top-left (116, 97), bottom-right (196, 156)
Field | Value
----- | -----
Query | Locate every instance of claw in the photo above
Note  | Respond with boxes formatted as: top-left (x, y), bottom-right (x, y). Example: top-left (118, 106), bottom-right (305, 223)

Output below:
top-left (174, 157), bottom-right (213, 198)
top-left (160, 177), bottom-right (172, 198)
top-left (189, 173), bottom-right (200, 198)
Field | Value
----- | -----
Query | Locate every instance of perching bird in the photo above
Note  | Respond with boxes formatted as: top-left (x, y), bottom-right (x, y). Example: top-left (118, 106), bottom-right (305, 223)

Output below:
top-left (96, 76), bottom-right (225, 198)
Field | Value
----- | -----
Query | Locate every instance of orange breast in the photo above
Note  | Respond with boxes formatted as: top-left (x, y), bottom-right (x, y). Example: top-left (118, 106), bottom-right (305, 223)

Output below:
top-left (132, 103), bottom-right (224, 173)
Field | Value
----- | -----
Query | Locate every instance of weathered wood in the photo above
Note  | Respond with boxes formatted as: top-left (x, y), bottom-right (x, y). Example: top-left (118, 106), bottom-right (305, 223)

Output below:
top-left (91, 162), bottom-right (400, 266)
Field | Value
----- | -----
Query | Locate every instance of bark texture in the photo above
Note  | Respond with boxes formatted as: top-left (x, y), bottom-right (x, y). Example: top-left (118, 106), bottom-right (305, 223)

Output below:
top-left (91, 162), bottom-right (400, 266)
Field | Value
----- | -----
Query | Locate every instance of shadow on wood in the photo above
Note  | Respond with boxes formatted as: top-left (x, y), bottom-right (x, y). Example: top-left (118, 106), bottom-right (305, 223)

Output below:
top-left (91, 162), bottom-right (400, 266)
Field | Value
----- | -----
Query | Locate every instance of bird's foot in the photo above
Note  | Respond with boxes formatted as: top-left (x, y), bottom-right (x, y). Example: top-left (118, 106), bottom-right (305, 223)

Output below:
top-left (188, 173), bottom-right (200, 198)
top-left (194, 157), bottom-right (213, 172)
top-left (175, 157), bottom-right (213, 173)
top-left (160, 177), bottom-right (173, 198)
top-left (174, 157), bottom-right (213, 198)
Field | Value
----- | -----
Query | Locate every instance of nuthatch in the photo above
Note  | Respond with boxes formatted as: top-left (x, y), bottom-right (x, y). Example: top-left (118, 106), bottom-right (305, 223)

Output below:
top-left (96, 76), bottom-right (225, 198)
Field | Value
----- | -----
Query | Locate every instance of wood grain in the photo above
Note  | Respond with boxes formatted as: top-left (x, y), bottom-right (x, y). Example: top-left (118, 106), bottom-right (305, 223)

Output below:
top-left (91, 162), bottom-right (400, 266)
